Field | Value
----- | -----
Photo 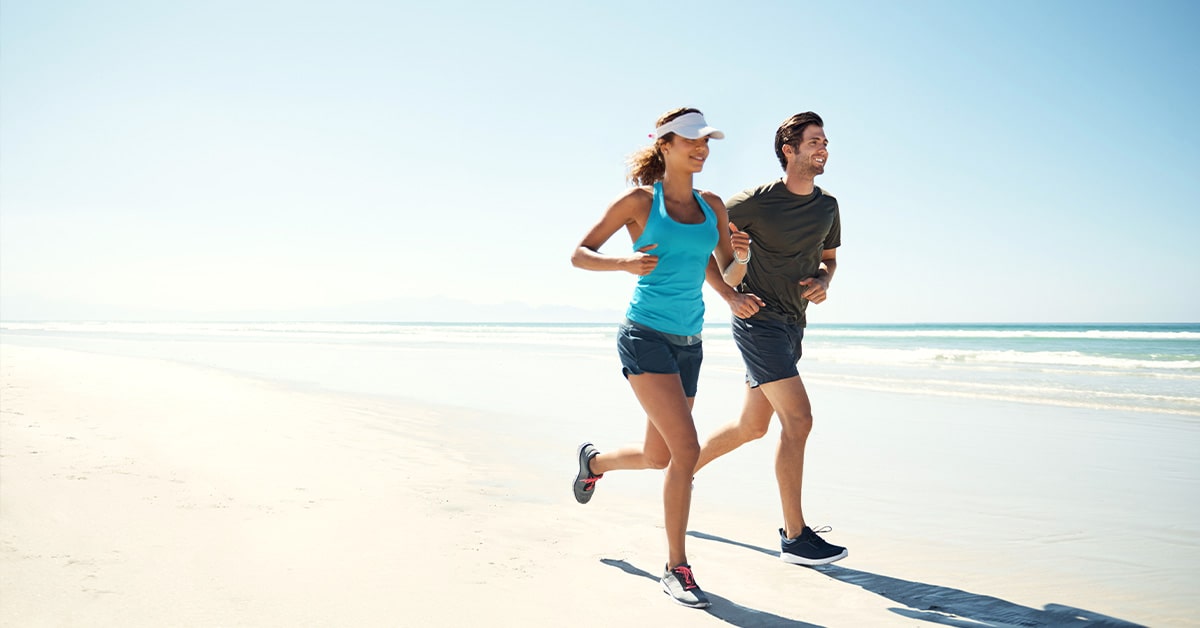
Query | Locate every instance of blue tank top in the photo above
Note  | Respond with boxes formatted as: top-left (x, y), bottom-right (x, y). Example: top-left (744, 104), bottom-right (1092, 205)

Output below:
top-left (626, 182), bottom-right (718, 336)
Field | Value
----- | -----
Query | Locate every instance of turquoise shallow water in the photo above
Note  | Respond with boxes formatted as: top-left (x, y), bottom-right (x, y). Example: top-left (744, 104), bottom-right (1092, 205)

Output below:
top-left (4, 321), bottom-right (1196, 416)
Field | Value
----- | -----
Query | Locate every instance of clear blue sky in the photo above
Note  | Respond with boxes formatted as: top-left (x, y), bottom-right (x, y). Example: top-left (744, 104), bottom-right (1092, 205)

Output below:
top-left (2, 0), bottom-right (1197, 323)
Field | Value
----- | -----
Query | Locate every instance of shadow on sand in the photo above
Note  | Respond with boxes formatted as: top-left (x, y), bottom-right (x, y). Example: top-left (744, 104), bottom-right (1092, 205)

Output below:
top-left (600, 558), bottom-right (822, 627)
top-left (688, 531), bottom-right (1148, 628)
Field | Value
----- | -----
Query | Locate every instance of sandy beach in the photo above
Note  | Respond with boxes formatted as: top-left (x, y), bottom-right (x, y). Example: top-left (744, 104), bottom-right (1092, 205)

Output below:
top-left (2, 339), bottom-right (1196, 627)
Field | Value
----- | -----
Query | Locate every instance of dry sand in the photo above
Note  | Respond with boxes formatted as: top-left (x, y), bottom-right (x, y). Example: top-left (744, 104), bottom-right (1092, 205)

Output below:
top-left (2, 345), bottom-right (1192, 626)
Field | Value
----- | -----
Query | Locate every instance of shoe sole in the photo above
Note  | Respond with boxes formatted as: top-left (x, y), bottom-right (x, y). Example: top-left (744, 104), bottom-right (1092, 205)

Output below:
top-left (779, 548), bottom-right (848, 566)
top-left (573, 442), bottom-right (595, 504)
top-left (660, 583), bottom-right (711, 608)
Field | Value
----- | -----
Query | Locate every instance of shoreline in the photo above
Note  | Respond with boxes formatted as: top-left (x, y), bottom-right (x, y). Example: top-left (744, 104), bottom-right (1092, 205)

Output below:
top-left (2, 344), bottom-right (1194, 626)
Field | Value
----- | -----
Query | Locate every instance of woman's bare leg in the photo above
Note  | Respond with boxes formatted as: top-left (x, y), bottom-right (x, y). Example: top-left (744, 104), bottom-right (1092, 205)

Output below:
top-left (589, 417), bottom-right (672, 474)
top-left (624, 372), bottom-right (700, 568)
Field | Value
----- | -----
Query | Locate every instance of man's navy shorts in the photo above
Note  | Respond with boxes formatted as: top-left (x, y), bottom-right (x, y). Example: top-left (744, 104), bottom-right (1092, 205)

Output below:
top-left (731, 315), bottom-right (804, 388)
top-left (616, 319), bottom-right (703, 398)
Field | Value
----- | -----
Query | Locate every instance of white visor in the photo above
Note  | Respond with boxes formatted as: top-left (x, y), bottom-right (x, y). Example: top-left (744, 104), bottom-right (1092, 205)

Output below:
top-left (653, 112), bottom-right (725, 140)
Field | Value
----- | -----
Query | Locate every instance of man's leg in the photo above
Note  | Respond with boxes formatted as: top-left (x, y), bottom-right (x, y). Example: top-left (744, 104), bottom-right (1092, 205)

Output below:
top-left (757, 375), bottom-right (813, 539)
top-left (757, 374), bottom-right (845, 565)
top-left (694, 385), bottom-right (774, 474)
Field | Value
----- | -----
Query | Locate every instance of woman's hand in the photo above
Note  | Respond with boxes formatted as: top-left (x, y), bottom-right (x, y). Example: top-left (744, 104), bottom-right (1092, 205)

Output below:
top-left (623, 243), bottom-right (659, 276)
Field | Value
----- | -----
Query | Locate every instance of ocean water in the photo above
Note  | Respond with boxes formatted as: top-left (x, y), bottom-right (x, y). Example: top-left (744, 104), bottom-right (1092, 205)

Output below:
top-left (2, 321), bottom-right (1197, 418)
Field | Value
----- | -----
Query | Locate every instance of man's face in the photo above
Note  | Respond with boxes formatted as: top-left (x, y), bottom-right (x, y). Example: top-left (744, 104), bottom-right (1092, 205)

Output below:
top-left (787, 125), bottom-right (828, 176)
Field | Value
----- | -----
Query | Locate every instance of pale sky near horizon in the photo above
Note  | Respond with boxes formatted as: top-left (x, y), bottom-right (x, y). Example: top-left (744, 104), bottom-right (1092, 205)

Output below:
top-left (2, 0), bottom-right (1197, 324)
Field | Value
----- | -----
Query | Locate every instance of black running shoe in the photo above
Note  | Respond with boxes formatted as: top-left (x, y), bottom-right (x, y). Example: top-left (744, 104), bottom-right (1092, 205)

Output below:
top-left (779, 525), bottom-right (848, 566)
top-left (660, 563), bottom-right (710, 608)
top-left (573, 442), bottom-right (602, 504)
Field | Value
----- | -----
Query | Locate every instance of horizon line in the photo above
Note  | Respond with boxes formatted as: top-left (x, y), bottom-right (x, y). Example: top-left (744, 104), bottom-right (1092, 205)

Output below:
top-left (2, 319), bottom-right (1197, 326)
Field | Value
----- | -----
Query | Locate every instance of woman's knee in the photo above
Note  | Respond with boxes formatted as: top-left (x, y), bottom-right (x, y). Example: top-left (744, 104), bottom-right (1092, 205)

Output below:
top-left (671, 439), bottom-right (700, 468)
top-left (645, 450), bottom-right (671, 470)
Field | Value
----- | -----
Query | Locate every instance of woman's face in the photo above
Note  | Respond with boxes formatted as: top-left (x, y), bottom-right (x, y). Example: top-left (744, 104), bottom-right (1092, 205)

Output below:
top-left (661, 135), bottom-right (711, 174)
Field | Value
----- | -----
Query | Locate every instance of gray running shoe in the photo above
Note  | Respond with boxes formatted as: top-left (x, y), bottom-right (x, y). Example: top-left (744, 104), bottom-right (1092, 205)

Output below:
top-left (661, 563), bottom-right (710, 608)
top-left (779, 525), bottom-right (848, 566)
top-left (572, 442), bottom-right (602, 504)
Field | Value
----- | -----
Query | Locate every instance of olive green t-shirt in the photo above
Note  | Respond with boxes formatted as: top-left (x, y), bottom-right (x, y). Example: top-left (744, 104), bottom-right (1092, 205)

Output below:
top-left (726, 179), bottom-right (841, 327)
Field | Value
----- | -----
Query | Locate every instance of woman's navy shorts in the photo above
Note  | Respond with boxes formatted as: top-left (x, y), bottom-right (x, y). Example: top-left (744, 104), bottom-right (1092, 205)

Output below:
top-left (616, 319), bottom-right (703, 398)
top-left (731, 315), bottom-right (804, 388)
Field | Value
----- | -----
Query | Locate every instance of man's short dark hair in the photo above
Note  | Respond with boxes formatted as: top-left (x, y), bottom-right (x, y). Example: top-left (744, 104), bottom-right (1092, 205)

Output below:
top-left (774, 112), bottom-right (824, 170)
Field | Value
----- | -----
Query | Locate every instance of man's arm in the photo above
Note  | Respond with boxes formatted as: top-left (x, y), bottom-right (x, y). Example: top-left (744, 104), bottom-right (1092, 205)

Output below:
top-left (798, 248), bottom-right (837, 304)
top-left (705, 256), bottom-right (764, 319)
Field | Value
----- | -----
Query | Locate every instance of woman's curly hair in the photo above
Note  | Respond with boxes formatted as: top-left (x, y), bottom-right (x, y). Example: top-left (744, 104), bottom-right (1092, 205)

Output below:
top-left (627, 107), bottom-right (702, 186)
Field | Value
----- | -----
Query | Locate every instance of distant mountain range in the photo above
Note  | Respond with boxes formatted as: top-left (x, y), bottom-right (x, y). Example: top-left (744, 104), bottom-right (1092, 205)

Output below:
top-left (0, 295), bottom-right (626, 323)
top-left (255, 297), bottom-right (626, 323)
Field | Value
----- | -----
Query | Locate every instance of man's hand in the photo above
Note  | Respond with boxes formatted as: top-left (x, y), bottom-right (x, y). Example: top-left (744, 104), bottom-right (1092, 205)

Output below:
top-left (726, 291), bottom-right (765, 319)
top-left (798, 276), bottom-right (830, 304)
top-left (729, 222), bottom-right (751, 263)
